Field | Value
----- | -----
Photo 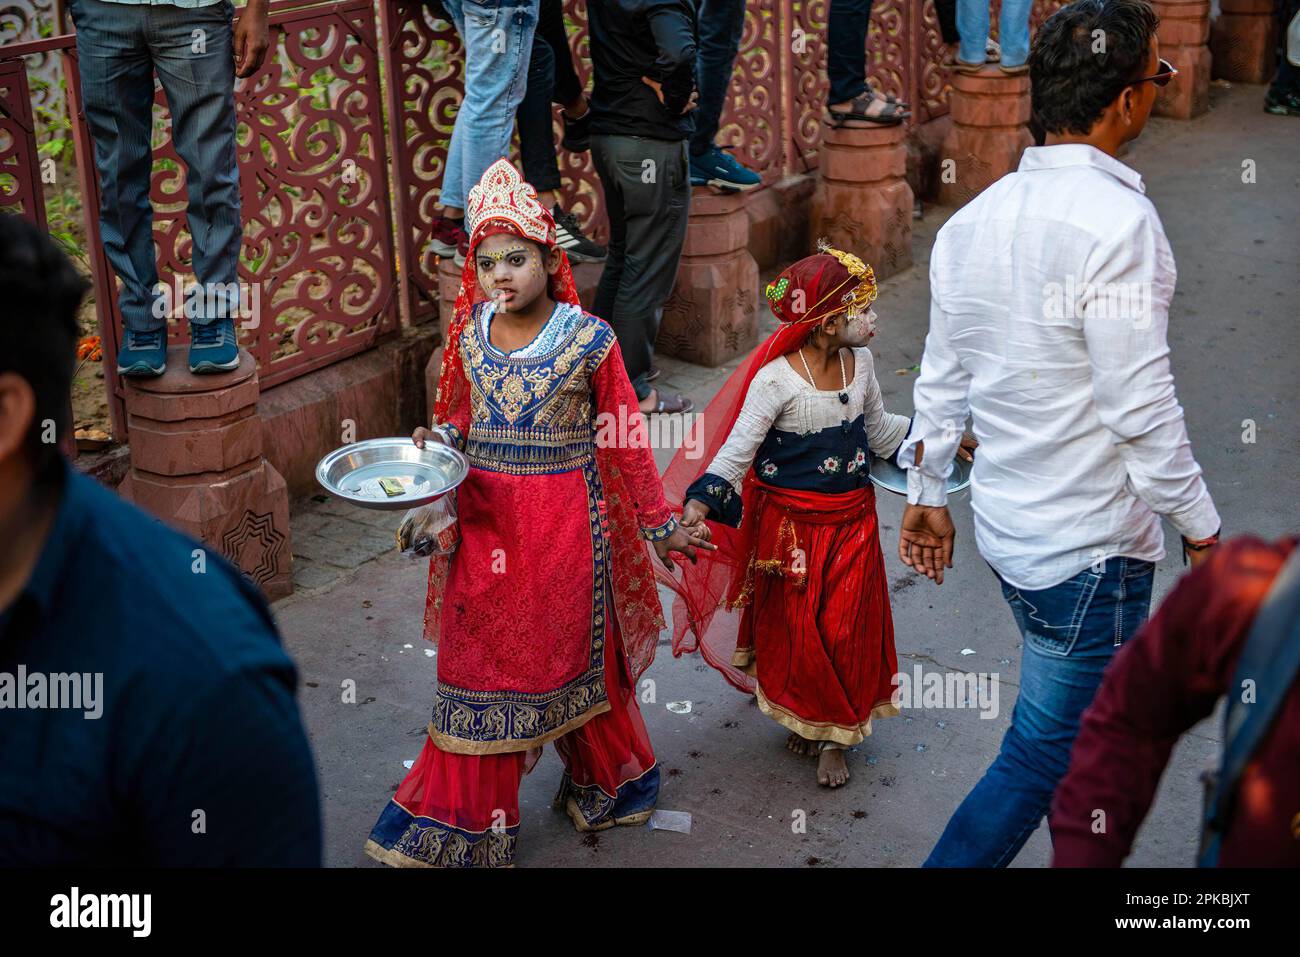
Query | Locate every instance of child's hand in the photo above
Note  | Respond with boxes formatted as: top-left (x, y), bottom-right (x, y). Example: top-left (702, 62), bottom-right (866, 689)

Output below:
top-left (957, 433), bottom-right (979, 462)
top-left (654, 524), bottom-right (717, 572)
top-left (681, 499), bottom-right (710, 528)
top-left (412, 426), bottom-right (447, 450)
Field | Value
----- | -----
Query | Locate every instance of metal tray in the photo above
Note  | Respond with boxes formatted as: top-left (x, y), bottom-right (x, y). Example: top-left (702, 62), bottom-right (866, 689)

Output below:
top-left (868, 452), bottom-right (972, 496)
top-left (316, 437), bottom-right (469, 511)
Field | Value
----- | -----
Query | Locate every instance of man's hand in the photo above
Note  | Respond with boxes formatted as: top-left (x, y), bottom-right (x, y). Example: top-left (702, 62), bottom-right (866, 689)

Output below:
top-left (899, 503), bottom-right (956, 584)
top-left (641, 76), bottom-right (698, 114)
top-left (654, 523), bottom-right (717, 572)
top-left (957, 432), bottom-right (979, 462)
top-left (234, 0), bottom-right (271, 79)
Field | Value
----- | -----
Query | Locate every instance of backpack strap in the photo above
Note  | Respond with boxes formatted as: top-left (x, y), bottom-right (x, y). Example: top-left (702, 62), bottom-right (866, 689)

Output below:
top-left (1198, 546), bottom-right (1300, 867)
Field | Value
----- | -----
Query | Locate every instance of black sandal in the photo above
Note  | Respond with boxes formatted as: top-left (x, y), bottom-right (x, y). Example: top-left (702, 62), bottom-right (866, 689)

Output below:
top-left (828, 94), bottom-right (910, 127)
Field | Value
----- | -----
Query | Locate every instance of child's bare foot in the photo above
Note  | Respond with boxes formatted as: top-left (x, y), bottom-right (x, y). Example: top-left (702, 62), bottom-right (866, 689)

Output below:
top-left (817, 748), bottom-right (850, 787)
top-left (785, 732), bottom-right (817, 757)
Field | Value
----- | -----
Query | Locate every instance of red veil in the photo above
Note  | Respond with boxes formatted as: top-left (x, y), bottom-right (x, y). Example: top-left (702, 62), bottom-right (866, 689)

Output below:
top-left (424, 216), bottom-right (667, 681)
top-left (657, 253), bottom-right (872, 691)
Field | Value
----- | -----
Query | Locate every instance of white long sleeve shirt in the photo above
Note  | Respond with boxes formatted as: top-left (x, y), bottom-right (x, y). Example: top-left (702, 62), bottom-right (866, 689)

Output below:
top-left (898, 144), bottom-right (1220, 591)
top-left (707, 347), bottom-right (911, 491)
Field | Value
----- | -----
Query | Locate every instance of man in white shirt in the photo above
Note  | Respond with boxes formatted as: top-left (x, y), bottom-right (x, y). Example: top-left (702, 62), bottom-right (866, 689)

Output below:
top-left (897, 0), bottom-right (1222, 867)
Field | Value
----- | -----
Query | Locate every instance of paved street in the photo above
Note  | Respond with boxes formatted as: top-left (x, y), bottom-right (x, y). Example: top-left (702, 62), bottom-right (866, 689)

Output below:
top-left (275, 83), bottom-right (1299, 868)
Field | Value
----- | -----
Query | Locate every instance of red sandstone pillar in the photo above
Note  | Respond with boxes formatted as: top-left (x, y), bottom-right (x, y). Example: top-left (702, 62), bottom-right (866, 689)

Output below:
top-left (437, 256), bottom-right (460, 330)
top-left (937, 67), bottom-right (1032, 208)
top-left (812, 120), bottom-right (913, 279)
top-left (1153, 0), bottom-right (1212, 119)
top-left (1211, 0), bottom-right (1278, 84)
top-left (657, 188), bottom-right (759, 367)
top-left (117, 347), bottom-right (293, 601)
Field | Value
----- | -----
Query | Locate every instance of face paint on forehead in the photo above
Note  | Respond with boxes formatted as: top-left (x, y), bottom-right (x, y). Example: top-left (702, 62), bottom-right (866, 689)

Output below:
top-left (480, 245), bottom-right (531, 264)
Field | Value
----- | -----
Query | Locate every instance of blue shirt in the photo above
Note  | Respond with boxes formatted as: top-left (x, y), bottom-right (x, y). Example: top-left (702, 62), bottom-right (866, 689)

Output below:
top-left (0, 464), bottom-right (321, 865)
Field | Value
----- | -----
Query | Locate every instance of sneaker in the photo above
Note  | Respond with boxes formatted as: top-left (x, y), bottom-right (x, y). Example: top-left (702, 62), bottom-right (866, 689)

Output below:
top-left (431, 215), bottom-right (468, 258)
top-left (1264, 91), bottom-right (1300, 116)
top-left (689, 146), bottom-right (761, 191)
top-left (454, 236), bottom-right (468, 268)
top-left (116, 328), bottom-right (167, 378)
top-left (553, 205), bottom-right (606, 263)
top-left (561, 107), bottom-right (592, 153)
top-left (188, 317), bottom-right (240, 374)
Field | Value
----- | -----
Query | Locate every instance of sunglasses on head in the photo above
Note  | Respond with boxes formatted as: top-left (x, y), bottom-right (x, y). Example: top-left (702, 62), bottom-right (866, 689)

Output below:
top-left (1131, 58), bottom-right (1177, 88)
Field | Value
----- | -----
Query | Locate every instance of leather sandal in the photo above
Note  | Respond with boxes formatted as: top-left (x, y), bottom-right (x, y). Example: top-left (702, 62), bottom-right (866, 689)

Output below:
top-left (646, 391), bottom-right (694, 415)
top-left (828, 93), bottom-right (910, 127)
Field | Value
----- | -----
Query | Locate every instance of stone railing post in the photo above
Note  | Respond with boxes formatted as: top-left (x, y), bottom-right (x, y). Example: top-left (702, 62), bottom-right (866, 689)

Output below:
top-left (937, 67), bottom-right (1032, 208)
top-left (1211, 0), bottom-right (1279, 84)
top-left (117, 347), bottom-right (292, 601)
top-left (657, 188), bottom-right (759, 367)
top-left (812, 120), bottom-right (913, 279)
top-left (1153, 0), bottom-right (1213, 119)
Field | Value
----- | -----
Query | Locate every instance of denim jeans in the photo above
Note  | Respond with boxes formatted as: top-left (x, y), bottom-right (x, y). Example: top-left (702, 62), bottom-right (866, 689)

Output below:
top-left (689, 0), bottom-right (746, 157)
top-left (957, 0), bottom-right (1032, 68)
top-left (70, 0), bottom-right (241, 332)
top-left (1268, 0), bottom-right (1300, 98)
top-left (827, 0), bottom-right (875, 104)
top-left (439, 0), bottom-right (538, 210)
top-left (924, 556), bottom-right (1155, 867)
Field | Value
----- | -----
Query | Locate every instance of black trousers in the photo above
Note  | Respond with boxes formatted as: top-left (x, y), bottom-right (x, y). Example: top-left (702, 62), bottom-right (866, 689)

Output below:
top-left (827, 0), bottom-right (875, 104)
top-left (690, 0), bottom-right (747, 157)
top-left (590, 134), bottom-right (691, 400)
top-left (517, 0), bottom-right (584, 193)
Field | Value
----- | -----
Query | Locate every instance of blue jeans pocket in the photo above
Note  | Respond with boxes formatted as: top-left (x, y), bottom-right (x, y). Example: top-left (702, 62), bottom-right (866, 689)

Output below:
top-left (1006, 571), bottom-right (1102, 657)
top-left (463, 0), bottom-right (500, 28)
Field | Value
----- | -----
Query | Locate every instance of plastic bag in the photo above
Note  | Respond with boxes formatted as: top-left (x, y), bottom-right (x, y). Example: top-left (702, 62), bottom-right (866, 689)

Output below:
top-left (396, 493), bottom-right (460, 558)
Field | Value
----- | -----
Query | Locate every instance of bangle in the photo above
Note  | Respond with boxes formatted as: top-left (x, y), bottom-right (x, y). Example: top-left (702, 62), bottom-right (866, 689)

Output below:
top-left (1181, 528), bottom-right (1221, 565)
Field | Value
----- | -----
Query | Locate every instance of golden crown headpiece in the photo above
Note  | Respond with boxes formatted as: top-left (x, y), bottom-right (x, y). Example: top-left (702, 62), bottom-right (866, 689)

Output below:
top-left (465, 159), bottom-right (555, 248)
top-left (816, 237), bottom-right (877, 315)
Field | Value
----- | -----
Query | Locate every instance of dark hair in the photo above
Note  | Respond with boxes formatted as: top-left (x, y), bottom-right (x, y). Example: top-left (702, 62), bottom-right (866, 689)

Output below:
top-left (0, 214), bottom-right (88, 476)
top-left (1029, 0), bottom-right (1160, 136)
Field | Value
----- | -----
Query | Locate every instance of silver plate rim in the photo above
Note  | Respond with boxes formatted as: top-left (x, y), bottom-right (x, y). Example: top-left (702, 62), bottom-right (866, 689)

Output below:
top-left (315, 437), bottom-right (470, 511)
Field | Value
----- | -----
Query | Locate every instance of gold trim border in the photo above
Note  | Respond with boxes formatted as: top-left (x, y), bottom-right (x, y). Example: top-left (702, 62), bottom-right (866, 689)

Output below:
top-left (427, 699), bottom-right (611, 755)
top-left (754, 684), bottom-right (899, 747)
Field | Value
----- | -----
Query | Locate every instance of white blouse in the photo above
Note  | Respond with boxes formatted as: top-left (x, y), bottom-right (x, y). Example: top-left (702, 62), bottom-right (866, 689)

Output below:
top-left (705, 346), bottom-right (911, 494)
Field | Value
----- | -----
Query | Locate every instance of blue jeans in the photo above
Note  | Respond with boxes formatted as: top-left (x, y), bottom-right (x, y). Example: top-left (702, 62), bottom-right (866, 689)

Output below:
top-left (956, 0), bottom-right (1032, 68)
top-left (690, 0), bottom-right (746, 157)
top-left (924, 556), bottom-right (1155, 867)
top-left (70, 0), bottom-right (241, 332)
top-left (439, 0), bottom-right (537, 210)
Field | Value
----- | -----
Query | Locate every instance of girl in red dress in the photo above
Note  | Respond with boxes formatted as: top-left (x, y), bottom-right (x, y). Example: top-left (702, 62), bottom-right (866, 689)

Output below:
top-left (663, 245), bottom-right (930, 788)
top-left (365, 160), bottom-right (710, 867)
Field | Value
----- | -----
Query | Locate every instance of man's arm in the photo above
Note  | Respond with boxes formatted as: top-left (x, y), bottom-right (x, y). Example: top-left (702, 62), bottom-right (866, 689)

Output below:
top-left (1080, 208), bottom-right (1220, 544)
top-left (641, 0), bottom-right (696, 114)
top-left (897, 296), bottom-right (971, 508)
top-left (234, 0), bottom-right (271, 79)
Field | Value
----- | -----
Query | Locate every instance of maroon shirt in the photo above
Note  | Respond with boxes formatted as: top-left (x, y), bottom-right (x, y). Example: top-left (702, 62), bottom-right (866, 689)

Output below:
top-left (1051, 536), bottom-right (1300, 867)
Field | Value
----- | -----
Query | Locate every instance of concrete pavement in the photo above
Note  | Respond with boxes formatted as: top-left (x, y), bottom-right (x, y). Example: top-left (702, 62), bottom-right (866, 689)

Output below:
top-left (274, 82), bottom-right (1299, 868)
